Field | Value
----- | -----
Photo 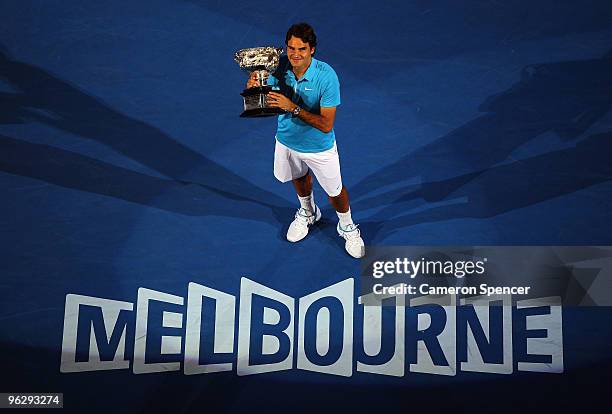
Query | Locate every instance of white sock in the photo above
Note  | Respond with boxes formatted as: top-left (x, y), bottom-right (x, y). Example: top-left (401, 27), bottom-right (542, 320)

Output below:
top-left (337, 208), bottom-right (354, 229)
top-left (298, 192), bottom-right (315, 214)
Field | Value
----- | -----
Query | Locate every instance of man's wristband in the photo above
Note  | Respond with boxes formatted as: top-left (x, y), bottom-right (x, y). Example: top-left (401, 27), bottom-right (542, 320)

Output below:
top-left (291, 106), bottom-right (301, 116)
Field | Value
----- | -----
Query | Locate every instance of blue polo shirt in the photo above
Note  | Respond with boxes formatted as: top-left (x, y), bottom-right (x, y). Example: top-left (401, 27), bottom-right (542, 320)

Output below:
top-left (267, 57), bottom-right (341, 153)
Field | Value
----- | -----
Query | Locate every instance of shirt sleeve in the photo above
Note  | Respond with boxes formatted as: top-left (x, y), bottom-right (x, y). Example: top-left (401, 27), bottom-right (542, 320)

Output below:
top-left (320, 69), bottom-right (341, 107)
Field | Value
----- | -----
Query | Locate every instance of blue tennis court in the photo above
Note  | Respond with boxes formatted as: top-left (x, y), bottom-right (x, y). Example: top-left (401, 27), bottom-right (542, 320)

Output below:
top-left (2, 1), bottom-right (612, 412)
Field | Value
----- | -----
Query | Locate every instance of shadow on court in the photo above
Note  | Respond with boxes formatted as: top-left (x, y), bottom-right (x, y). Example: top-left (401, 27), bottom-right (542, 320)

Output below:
top-left (0, 48), bottom-right (292, 225)
top-left (354, 50), bottom-right (612, 205)
top-left (351, 51), bottom-right (612, 240)
top-left (360, 130), bottom-right (612, 241)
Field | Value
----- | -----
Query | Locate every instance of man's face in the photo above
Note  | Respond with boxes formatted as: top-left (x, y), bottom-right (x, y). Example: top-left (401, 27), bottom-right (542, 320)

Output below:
top-left (287, 35), bottom-right (314, 72)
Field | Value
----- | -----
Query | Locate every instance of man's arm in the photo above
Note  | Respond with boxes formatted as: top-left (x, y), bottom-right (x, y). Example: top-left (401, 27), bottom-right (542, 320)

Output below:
top-left (267, 92), bottom-right (336, 133)
top-left (296, 105), bottom-right (336, 133)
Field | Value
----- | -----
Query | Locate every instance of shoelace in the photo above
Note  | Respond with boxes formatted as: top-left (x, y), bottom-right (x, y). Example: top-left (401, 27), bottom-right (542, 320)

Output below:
top-left (295, 208), bottom-right (315, 224)
top-left (339, 223), bottom-right (361, 238)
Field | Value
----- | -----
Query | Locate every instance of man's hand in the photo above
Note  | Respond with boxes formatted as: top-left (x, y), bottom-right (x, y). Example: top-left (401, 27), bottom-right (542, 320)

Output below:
top-left (268, 92), bottom-right (337, 133)
top-left (246, 72), bottom-right (262, 89)
top-left (267, 92), bottom-right (295, 112)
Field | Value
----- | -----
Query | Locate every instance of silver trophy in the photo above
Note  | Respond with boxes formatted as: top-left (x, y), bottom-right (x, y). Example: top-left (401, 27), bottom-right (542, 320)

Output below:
top-left (234, 46), bottom-right (285, 117)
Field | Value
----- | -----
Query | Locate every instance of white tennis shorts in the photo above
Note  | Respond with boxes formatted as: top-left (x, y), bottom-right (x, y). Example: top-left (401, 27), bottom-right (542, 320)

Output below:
top-left (273, 139), bottom-right (343, 197)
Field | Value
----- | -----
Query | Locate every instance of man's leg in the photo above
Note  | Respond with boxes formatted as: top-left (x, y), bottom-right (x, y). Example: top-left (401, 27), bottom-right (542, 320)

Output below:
top-left (329, 186), bottom-right (349, 213)
top-left (292, 173), bottom-right (313, 197)
top-left (286, 172), bottom-right (321, 242)
top-left (330, 187), bottom-right (364, 258)
top-left (329, 185), bottom-right (357, 234)
top-left (292, 172), bottom-right (317, 213)
top-left (275, 141), bottom-right (320, 242)
top-left (302, 146), bottom-right (364, 258)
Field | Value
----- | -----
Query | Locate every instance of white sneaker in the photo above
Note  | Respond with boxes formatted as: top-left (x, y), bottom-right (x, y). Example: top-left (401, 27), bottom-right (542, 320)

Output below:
top-left (286, 206), bottom-right (321, 242)
top-left (337, 223), bottom-right (365, 258)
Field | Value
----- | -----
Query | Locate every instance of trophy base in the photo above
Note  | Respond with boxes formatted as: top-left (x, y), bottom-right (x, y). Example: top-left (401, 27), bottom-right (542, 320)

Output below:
top-left (240, 107), bottom-right (285, 118)
top-left (239, 86), bottom-right (286, 118)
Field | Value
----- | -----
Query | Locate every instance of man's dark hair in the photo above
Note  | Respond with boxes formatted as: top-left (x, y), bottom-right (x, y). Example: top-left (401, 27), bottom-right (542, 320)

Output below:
top-left (286, 23), bottom-right (317, 53)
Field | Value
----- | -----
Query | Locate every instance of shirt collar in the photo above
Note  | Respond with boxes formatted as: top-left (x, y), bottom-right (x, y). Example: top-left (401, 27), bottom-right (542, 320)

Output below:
top-left (301, 57), bottom-right (318, 81)
top-left (288, 57), bottom-right (318, 82)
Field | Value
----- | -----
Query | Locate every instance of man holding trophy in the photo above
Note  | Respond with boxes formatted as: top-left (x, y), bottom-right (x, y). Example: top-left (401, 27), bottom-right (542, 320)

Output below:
top-left (236, 23), bottom-right (365, 258)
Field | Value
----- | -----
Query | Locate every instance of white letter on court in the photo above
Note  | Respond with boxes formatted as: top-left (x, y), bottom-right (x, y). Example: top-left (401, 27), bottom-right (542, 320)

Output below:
top-left (60, 294), bottom-right (133, 373)
top-left (357, 288), bottom-right (405, 377)
top-left (410, 294), bottom-right (457, 376)
top-left (133, 288), bottom-right (184, 374)
top-left (517, 296), bottom-right (564, 373)
top-left (237, 278), bottom-right (294, 376)
top-left (460, 294), bottom-right (513, 374)
top-left (297, 278), bottom-right (354, 377)
top-left (184, 282), bottom-right (236, 374)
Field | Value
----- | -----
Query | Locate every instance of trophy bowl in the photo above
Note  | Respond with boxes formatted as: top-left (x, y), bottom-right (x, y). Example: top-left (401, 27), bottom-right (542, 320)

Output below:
top-left (234, 46), bottom-right (285, 117)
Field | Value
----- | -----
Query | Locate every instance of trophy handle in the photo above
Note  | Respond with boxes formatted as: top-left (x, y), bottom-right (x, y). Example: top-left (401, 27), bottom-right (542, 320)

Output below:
top-left (252, 69), bottom-right (269, 87)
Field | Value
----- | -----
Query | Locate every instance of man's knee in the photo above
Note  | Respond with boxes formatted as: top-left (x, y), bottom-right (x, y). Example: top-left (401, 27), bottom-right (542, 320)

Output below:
top-left (327, 184), bottom-right (345, 199)
top-left (292, 171), bottom-right (311, 183)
